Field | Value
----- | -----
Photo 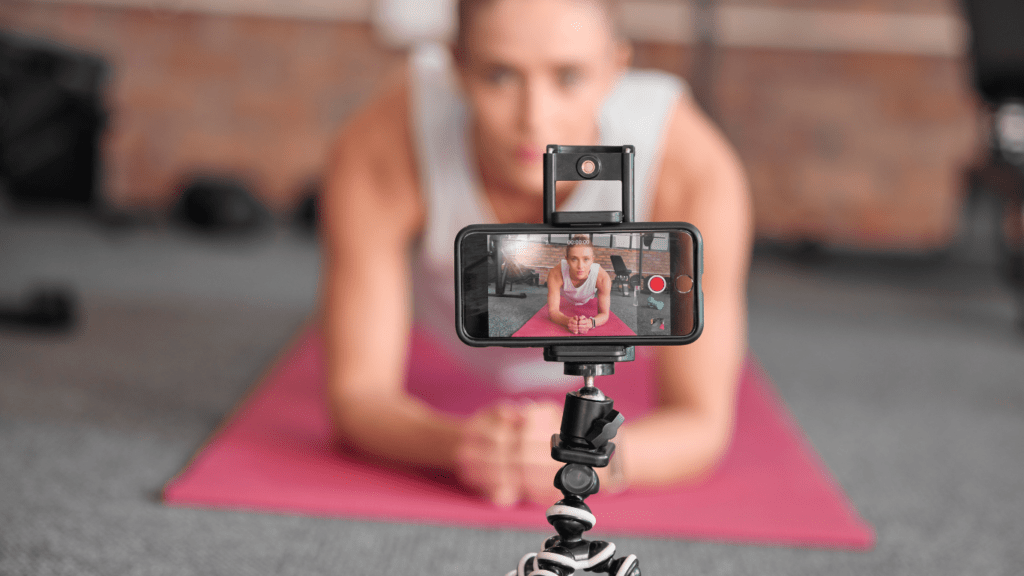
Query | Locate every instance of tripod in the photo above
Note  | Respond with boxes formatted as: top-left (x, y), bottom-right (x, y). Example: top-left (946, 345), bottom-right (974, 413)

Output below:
top-left (503, 145), bottom-right (646, 575)
top-left (506, 350), bottom-right (640, 576)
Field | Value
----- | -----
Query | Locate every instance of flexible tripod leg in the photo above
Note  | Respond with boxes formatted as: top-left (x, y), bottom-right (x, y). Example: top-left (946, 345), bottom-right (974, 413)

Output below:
top-left (506, 491), bottom-right (640, 576)
top-left (506, 375), bottom-right (640, 576)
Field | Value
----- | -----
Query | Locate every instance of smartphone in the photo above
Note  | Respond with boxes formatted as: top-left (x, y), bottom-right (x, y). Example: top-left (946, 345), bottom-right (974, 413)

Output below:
top-left (455, 223), bottom-right (702, 347)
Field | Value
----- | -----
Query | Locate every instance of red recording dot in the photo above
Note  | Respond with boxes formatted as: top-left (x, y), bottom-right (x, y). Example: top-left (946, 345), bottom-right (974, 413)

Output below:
top-left (648, 275), bottom-right (666, 293)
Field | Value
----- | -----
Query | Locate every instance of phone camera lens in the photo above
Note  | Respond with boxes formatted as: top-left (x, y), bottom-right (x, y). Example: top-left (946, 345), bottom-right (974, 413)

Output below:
top-left (576, 156), bottom-right (600, 179)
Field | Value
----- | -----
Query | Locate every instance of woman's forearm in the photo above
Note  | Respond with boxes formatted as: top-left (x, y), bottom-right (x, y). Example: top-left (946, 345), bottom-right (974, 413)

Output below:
top-left (331, 391), bottom-right (463, 469)
top-left (616, 297), bottom-right (747, 487)
top-left (614, 407), bottom-right (732, 487)
top-left (549, 307), bottom-right (572, 328)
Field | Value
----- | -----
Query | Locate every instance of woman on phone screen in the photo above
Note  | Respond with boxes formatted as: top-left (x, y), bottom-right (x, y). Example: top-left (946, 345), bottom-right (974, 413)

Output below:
top-left (546, 235), bottom-right (611, 335)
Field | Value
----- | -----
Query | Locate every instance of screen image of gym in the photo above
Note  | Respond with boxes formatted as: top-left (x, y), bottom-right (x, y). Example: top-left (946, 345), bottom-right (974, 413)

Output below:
top-left (487, 232), bottom-right (675, 338)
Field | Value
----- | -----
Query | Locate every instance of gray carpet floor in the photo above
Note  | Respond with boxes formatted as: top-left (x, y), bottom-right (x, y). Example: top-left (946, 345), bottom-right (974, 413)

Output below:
top-left (1, 210), bottom-right (1022, 575)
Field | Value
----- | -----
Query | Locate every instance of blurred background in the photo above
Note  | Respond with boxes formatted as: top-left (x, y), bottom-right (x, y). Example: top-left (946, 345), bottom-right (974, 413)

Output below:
top-left (2, 0), bottom-right (1023, 574)
top-left (0, 0), bottom-right (985, 245)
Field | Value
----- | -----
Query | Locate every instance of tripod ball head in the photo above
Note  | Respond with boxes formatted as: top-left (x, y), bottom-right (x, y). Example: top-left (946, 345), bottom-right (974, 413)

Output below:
top-left (554, 463), bottom-right (599, 498)
top-left (558, 392), bottom-right (623, 451)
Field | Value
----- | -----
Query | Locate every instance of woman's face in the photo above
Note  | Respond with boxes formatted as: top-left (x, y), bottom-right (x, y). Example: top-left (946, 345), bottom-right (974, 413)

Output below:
top-left (455, 0), bottom-right (629, 196)
top-left (566, 245), bottom-right (595, 282)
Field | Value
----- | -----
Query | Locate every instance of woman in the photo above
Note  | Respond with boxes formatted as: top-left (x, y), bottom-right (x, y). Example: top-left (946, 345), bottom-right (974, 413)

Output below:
top-left (322, 0), bottom-right (752, 507)
top-left (546, 235), bottom-right (612, 335)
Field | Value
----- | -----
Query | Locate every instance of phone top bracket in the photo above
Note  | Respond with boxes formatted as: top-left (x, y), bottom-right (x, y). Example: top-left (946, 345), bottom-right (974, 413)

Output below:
top-left (543, 144), bottom-right (635, 227)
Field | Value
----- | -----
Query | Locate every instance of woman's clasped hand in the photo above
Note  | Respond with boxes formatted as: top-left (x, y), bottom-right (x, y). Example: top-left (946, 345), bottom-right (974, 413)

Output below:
top-left (454, 400), bottom-right (565, 507)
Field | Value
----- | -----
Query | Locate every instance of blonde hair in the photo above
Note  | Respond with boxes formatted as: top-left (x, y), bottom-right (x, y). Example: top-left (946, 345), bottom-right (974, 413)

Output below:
top-left (566, 234), bottom-right (594, 258)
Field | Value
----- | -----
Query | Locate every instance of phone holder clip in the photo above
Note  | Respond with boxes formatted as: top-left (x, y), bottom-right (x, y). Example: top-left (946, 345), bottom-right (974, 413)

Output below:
top-left (543, 144), bottom-right (635, 227)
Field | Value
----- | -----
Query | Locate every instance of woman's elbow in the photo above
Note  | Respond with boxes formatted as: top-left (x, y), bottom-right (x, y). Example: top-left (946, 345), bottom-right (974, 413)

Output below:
top-left (327, 389), bottom-right (377, 447)
top-left (688, 409), bottom-right (735, 480)
top-left (654, 407), bottom-right (736, 485)
top-left (701, 414), bottom-right (735, 474)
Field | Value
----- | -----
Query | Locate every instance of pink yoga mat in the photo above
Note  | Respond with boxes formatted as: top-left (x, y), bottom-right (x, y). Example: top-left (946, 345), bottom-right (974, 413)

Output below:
top-left (164, 326), bottom-right (874, 549)
top-left (512, 297), bottom-right (636, 337)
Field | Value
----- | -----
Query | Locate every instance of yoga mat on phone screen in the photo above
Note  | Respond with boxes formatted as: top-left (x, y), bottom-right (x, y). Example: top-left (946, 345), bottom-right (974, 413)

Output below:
top-left (164, 326), bottom-right (874, 549)
top-left (512, 296), bottom-right (636, 337)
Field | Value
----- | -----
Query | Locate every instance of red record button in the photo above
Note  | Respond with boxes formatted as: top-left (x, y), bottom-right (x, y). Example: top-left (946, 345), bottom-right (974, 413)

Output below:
top-left (647, 275), bottom-right (666, 294)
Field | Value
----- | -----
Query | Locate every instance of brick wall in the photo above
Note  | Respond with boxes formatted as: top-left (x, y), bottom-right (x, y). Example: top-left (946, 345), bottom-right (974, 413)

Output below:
top-left (0, 1), bottom-right (403, 210)
top-left (723, 0), bottom-right (949, 11)
top-left (633, 42), bottom-right (980, 249)
top-left (0, 1), bottom-right (983, 249)
top-left (715, 49), bottom-right (979, 249)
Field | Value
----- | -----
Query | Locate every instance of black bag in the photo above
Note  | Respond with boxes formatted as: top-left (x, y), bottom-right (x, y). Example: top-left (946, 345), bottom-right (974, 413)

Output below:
top-left (962, 0), bottom-right (1024, 102)
top-left (0, 32), bottom-right (108, 207)
top-left (172, 175), bottom-right (270, 234)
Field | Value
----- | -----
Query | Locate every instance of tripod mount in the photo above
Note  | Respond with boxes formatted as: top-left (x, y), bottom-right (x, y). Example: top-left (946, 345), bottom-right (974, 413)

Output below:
top-left (506, 145), bottom-right (641, 576)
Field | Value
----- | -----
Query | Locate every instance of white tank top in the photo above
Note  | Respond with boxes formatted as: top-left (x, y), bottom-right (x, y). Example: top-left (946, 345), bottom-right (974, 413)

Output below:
top-left (407, 43), bottom-right (685, 391)
top-left (560, 260), bottom-right (602, 306)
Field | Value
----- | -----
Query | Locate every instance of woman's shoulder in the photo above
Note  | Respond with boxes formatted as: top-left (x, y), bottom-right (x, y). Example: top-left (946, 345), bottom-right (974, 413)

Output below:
top-left (325, 70), bottom-right (424, 233)
top-left (548, 263), bottom-right (564, 283)
top-left (334, 70), bottom-right (413, 162)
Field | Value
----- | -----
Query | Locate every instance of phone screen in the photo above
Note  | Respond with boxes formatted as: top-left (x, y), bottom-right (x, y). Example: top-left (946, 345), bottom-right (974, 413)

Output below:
top-left (457, 226), bottom-right (701, 346)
